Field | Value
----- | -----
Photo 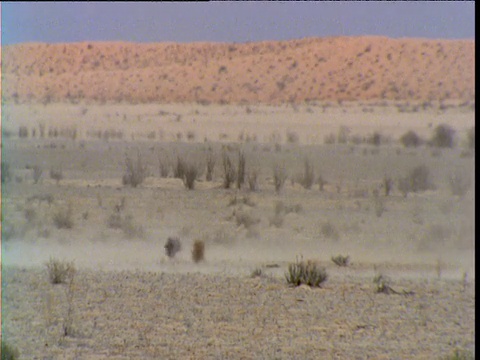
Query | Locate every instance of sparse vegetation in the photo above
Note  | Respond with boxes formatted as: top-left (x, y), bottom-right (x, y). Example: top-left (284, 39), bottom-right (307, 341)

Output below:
top-left (205, 151), bottom-right (216, 181)
top-left (32, 165), bottom-right (43, 184)
top-left (285, 259), bottom-right (328, 287)
top-left (441, 348), bottom-right (475, 360)
top-left (182, 161), bottom-right (199, 190)
top-left (1, 161), bottom-right (11, 183)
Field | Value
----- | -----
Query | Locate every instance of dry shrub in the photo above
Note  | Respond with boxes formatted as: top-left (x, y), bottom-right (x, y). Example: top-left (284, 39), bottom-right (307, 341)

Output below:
top-left (273, 163), bottom-right (287, 194)
top-left (236, 151), bottom-right (246, 189)
top-left (430, 124), bottom-right (455, 148)
top-left (235, 210), bottom-right (260, 229)
top-left (285, 259), bottom-right (327, 287)
top-left (46, 257), bottom-right (76, 284)
top-left (32, 165), bottom-right (43, 184)
top-left (331, 255), bottom-right (350, 267)
top-left (222, 152), bottom-right (237, 189)
top-left (50, 167), bottom-right (63, 184)
top-left (247, 169), bottom-right (259, 191)
top-left (320, 221), bottom-right (340, 241)
top-left (448, 173), bottom-right (471, 197)
top-left (398, 164), bottom-right (435, 197)
top-left (205, 152), bottom-right (216, 181)
top-left (122, 151), bottom-right (147, 187)
top-left (164, 237), bottom-right (182, 258)
top-left (300, 158), bottom-right (315, 189)
top-left (400, 130), bottom-right (423, 148)
top-left (182, 161), bottom-right (199, 190)
top-left (286, 130), bottom-right (299, 144)
top-left (1, 341), bottom-right (20, 360)
top-left (53, 203), bottom-right (74, 229)
top-left (192, 240), bottom-right (205, 263)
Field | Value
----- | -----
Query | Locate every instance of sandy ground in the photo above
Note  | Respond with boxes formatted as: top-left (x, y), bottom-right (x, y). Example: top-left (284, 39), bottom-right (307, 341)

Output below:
top-left (1, 102), bottom-right (475, 359)
top-left (1, 37), bottom-right (475, 104)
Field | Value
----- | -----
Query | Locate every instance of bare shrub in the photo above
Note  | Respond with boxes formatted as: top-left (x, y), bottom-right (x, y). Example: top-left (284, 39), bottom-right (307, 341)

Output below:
top-left (331, 255), bottom-right (350, 267)
top-left (273, 163), bottom-right (287, 194)
top-left (398, 164), bottom-right (435, 197)
top-left (285, 259), bottom-right (328, 287)
top-left (53, 203), bottom-right (74, 229)
top-left (122, 151), bottom-right (147, 187)
top-left (400, 130), bottom-right (423, 148)
top-left (46, 257), bottom-right (76, 284)
top-left (205, 152), bottom-right (216, 181)
top-left (50, 167), bottom-right (63, 185)
top-left (430, 124), bottom-right (455, 148)
top-left (192, 240), bottom-right (205, 263)
top-left (236, 151), bottom-right (246, 189)
top-left (164, 237), bottom-right (182, 258)
top-left (222, 152), bottom-right (237, 189)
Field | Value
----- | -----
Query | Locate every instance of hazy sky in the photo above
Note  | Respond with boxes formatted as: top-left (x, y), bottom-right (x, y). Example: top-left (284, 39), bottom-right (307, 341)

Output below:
top-left (1, 2), bottom-right (475, 45)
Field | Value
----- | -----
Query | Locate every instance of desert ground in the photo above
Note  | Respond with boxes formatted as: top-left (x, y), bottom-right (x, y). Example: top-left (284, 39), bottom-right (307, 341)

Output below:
top-left (1, 99), bottom-right (475, 359)
top-left (1, 35), bottom-right (476, 359)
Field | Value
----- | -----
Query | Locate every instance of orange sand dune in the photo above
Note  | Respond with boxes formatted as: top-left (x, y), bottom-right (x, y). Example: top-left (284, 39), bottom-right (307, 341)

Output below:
top-left (1, 36), bottom-right (475, 104)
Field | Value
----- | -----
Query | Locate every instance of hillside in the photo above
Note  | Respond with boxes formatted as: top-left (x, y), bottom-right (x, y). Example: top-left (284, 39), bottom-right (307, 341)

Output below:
top-left (1, 36), bottom-right (475, 104)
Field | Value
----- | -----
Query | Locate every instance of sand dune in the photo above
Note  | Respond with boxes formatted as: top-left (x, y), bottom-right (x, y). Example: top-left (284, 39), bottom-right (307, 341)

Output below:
top-left (2, 36), bottom-right (475, 104)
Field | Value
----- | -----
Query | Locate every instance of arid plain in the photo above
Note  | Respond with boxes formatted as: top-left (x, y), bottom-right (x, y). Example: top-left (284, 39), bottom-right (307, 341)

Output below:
top-left (1, 36), bottom-right (475, 359)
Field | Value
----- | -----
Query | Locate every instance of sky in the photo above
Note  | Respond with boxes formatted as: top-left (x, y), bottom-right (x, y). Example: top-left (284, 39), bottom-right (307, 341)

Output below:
top-left (1, 2), bottom-right (475, 46)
